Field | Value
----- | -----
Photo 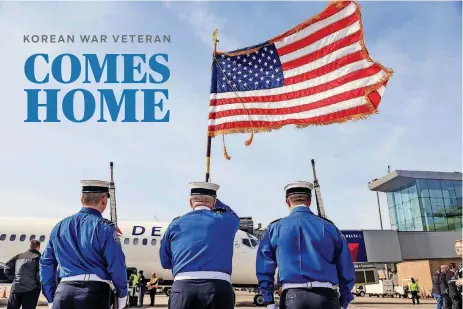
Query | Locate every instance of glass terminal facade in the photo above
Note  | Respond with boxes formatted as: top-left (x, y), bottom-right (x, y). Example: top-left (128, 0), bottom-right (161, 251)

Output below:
top-left (386, 178), bottom-right (462, 231)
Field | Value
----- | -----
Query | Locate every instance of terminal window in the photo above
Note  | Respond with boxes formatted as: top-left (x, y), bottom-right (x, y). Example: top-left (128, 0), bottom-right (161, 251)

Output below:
top-left (354, 270), bottom-right (376, 284)
top-left (387, 179), bottom-right (462, 231)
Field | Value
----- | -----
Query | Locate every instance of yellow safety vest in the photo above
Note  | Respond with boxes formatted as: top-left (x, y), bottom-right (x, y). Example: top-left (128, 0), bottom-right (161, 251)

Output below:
top-left (130, 274), bottom-right (139, 286)
top-left (409, 282), bottom-right (419, 291)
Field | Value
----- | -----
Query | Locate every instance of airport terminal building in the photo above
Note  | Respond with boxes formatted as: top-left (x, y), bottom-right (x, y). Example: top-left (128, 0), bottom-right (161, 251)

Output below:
top-left (369, 170), bottom-right (462, 231)
top-left (245, 169), bottom-right (462, 294)
top-left (368, 169), bottom-right (462, 293)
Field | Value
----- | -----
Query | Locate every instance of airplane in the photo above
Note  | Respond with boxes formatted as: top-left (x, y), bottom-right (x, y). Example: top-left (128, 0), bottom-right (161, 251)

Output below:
top-left (0, 216), bottom-right (366, 306)
top-left (0, 216), bottom-right (268, 305)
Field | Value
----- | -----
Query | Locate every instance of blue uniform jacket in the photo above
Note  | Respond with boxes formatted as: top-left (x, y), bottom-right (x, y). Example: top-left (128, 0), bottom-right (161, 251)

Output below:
top-left (256, 206), bottom-right (355, 308)
top-left (40, 207), bottom-right (128, 303)
top-left (159, 199), bottom-right (240, 277)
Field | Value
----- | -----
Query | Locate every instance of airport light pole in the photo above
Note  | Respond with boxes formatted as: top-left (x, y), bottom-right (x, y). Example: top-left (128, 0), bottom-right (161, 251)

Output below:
top-left (376, 191), bottom-right (383, 230)
top-left (370, 178), bottom-right (388, 278)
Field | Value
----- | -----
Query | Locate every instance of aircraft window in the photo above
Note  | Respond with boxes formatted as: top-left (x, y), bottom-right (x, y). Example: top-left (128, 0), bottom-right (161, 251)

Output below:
top-left (124, 238), bottom-right (130, 245)
top-left (133, 238), bottom-right (139, 245)
top-left (151, 239), bottom-right (157, 246)
top-left (30, 235), bottom-right (36, 241)
top-left (10, 235), bottom-right (16, 241)
top-left (250, 239), bottom-right (258, 247)
top-left (242, 239), bottom-right (251, 247)
top-left (20, 235), bottom-right (26, 242)
top-left (142, 239), bottom-right (148, 246)
top-left (0, 234), bottom-right (5, 241)
top-left (39, 235), bottom-right (45, 242)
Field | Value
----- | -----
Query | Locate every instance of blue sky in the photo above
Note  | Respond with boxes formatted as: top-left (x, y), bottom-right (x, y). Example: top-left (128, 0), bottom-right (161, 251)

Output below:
top-left (0, 1), bottom-right (461, 230)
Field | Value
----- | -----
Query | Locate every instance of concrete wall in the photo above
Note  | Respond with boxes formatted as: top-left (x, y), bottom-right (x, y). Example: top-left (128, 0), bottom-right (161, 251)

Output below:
top-left (363, 230), bottom-right (403, 262)
top-left (397, 260), bottom-right (431, 292)
top-left (397, 258), bottom-right (462, 294)
top-left (398, 231), bottom-right (461, 260)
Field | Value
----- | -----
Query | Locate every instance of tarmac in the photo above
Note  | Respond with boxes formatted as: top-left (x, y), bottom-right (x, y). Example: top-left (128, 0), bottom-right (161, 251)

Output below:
top-left (0, 290), bottom-right (438, 309)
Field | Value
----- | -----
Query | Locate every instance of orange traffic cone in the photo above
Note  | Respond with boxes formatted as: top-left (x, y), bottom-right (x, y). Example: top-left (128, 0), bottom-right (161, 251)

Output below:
top-left (1, 287), bottom-right (6, 298)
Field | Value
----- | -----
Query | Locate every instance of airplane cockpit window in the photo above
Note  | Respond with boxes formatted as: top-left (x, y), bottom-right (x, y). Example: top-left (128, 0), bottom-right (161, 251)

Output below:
top-left (39, 235), bottom-right (45, 242)
top-left (30, 235), bottom-right (36, 241)
top-left (151, 239), bottom-right (157, 246)
top-left (0, 234), bottom-right (5, 241)
top-left (20, 235), bottom-right (26, 242)
top-left (142, 239), bottom-right (148, 246)
top-left (133, 238), bottom-right (139, 245)
top-left (242, 239), bottom-right (251, 247)
top-left (124, 238), bottom-right (130, 245)
top-left (245, 233), bottom-right (260, 247)
top-left (10, 235), bottom-right (16, 241)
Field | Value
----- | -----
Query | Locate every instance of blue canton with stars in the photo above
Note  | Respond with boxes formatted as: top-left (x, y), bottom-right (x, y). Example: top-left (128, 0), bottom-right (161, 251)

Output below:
top-left (210, 43), bottom-right (284, 94)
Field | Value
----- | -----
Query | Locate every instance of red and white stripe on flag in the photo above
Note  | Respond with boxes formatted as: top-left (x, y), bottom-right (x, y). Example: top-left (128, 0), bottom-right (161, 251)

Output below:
top-left (208, 0), bottom-right (393, 137)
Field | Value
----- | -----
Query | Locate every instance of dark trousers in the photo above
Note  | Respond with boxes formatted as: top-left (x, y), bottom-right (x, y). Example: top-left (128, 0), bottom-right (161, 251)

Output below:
top-left (279, 288), bottom-right (340, 309)
top-left (7, 289), bottom-right (40, 309)
top-left (451, 297), bottom-right (461, 309)
top-left (168, 279), bottom-right (234, 309)
top-left (411, 291), bottom-right (420, 304)
top-left (149, 289), bottom-right (156, 306)
top-left (443, 294), bottom-right (452, 309)
top-left (138, 286), bottom-right (145, 307)
top-left (52, 281), bottom-right (110, 309)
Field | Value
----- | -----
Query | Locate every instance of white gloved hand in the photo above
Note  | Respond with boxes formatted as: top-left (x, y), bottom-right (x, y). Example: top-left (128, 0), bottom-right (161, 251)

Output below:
top-left (48, 304), bottom-right (53, 309)
top-left (118, 296), bottom-right (127, 309)
top-left (267, 304), bottom-right (277, 309)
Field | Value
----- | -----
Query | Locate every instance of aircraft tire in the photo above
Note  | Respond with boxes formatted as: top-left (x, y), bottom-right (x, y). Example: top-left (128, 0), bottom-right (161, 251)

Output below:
top-left (254, 294), bottom-right (265, 306)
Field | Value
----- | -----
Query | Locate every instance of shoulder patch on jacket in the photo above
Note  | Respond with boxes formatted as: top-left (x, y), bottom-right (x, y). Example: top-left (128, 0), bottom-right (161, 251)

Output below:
top-left (102, 218), bottom-right (115, 226)
top-left (172, 216), bottom-right (181, 221)
top-left (269, 218), bottom-right (281, 226)
top-left (212, 208), bottom-right (226, 214)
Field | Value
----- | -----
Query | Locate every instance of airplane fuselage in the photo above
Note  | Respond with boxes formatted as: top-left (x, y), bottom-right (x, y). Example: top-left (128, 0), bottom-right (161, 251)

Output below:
top-left (0, 216), bottom-right (260, 286)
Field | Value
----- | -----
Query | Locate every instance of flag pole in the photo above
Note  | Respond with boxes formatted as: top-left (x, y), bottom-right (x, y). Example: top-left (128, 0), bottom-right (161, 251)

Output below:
top-left (311, 159), bottom-right (326, 218)
top-left (205, 29), bottom-right (219, 182)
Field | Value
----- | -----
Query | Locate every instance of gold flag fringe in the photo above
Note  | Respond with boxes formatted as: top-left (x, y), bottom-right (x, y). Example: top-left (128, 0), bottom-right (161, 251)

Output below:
top-left (245, 132), bottom-right (253, 146)
top-left (209, 0), bottom-right (394, 148)
top-left (209, 106), bottom-right (380, 137)
top-left (222, 134), bottom-right (231, 160)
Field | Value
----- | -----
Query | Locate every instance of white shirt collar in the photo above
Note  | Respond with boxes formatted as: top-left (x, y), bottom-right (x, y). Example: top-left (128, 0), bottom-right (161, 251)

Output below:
top-left (193, 206), bottom-right (211, 211)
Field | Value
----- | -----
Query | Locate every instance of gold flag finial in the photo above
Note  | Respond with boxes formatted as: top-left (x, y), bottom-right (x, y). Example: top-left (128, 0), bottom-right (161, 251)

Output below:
top-left (212, 29), bottom-right (219, 48)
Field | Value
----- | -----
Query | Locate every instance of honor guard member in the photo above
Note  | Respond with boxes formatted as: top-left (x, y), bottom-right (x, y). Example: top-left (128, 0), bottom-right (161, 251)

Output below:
top-left (159, 182), bottom-right (240, 309)
top-left (256, 181), bottom-right (355, 309)
top-left (40, 180), bottom-right (128, 309)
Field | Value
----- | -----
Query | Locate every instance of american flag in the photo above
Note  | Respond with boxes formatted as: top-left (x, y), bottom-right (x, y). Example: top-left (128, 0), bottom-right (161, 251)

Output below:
top-left (208, 1), bottom-right (393, 137)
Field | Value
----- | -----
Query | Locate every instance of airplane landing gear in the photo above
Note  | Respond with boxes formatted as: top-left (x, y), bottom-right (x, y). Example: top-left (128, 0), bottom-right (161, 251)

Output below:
top-left (253, 294), bottom-right (265, 306)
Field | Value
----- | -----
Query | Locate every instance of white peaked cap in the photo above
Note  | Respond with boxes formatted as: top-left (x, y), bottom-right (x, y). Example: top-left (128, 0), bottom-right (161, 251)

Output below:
top-left (189, 182), bottom-right (220, 196)
top-left (284, 181), bottom-right (314, 197)
top-left (81, 180), bottom-right (110, 193)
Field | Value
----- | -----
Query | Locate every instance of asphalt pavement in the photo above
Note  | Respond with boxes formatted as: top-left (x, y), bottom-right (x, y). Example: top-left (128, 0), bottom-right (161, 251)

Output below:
top-left (0, 290), bottom-right (437, 309)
